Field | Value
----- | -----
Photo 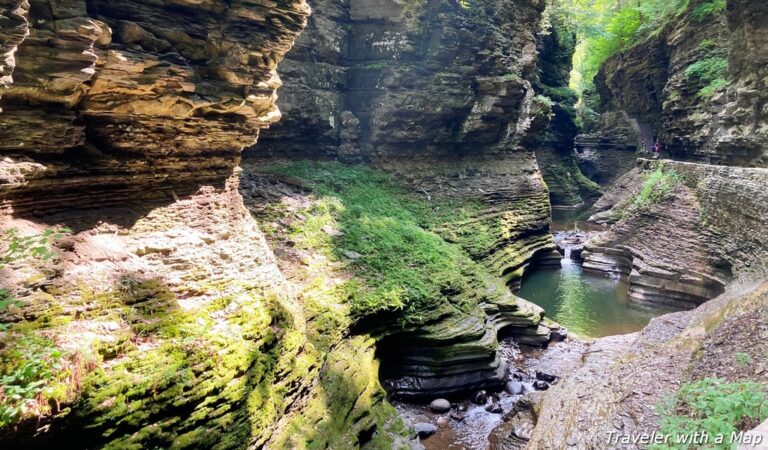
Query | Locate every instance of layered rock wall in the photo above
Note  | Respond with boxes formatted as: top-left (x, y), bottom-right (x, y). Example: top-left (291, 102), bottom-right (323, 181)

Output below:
top-left (0, 2), bottom-right (414, 449)
top-left (583, 159), bottom-right (768, 308)
top-left (595, 0), bottom-right (768, 166)
top-left (1, 0), bottom-right (309, 215)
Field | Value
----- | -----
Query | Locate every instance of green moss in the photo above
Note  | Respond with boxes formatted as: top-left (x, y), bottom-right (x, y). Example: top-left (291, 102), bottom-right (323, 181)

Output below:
top-left (66, 286), bottom-right (319, 449)
top-left (266, 161), bottom-right (493, 325)
top-left (685, 56), bottom-right (728, 99)
top-left (267, 337), bottom-right (408, 450)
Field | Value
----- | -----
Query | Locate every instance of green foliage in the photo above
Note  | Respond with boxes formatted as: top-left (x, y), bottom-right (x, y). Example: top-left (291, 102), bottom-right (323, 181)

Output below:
top-left (556, 0), bottom-right (721, 95)
top-left (267, 161), bottom-right (487, 324)
top-left (0, 334), bottom-right (68, 428)
top-left (734, 352), bottom-right (753, 368)
top-left (685, 56), bottom-right (728, 98)
top-left (692, 0), bottom-right (726, 22)
top-left (1, 227), bottom-right (73, 427)
top-left (542, 85), bottom-right (579, 104)
top-left (634, 167), bottom-right (680, 209)
top-left (1, 227), bottom-right (69, 268)
top-left (652, 378), bottom-right (768, 450)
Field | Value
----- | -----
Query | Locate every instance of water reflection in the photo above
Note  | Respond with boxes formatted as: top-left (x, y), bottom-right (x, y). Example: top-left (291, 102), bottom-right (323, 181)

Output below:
top-left (518, 259), bottom-right (677, 338)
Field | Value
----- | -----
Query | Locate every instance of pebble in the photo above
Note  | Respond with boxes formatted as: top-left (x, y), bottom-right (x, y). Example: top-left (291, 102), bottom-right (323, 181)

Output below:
top-left (471, 390), bottom-right (488, 405)
top-left (536, 371), bottom-right (557, 383)
top-left (429, 398), bottom-right (451, 413)
top-left (414, 422), bottom-right (437, 438)
top-left (485, 401), bottom-right (503, 414)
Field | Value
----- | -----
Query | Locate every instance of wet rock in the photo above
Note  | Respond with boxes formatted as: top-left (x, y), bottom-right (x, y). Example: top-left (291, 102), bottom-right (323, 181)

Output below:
top-left (533, 380), bottom-right (549, 391)
top-left (485, 400), bottom-right (503, 414)
top-left (506, 380), bottom-right (525, 395)
top-left (550, 327), bottom-right (568, 342)
top-left (414, 422), bottom-right (437, 438)
top-left (536, 371), bottom-right (557, 383)
top-left (450, 412), bottom-right (467, 422)
top-left (436, 416), bottom-right (450, 428)
top-left (472, 390), bottom-right (489, 405)
top-left (429, 399), bottom-right (451, 413)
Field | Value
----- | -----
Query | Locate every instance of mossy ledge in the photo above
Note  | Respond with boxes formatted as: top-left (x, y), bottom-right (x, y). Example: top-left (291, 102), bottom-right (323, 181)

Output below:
top-left (245, 160), bottom-right (561, 399)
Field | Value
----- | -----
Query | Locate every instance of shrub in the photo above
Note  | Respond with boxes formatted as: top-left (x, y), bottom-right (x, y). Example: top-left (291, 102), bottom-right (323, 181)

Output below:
top-left (634, 167), bottom-right (680, 209)
top-left (692, 0), bottom-right (726, 22)
top-left (685, 56), bottom-right (728, 98)
top-left (652, 378), bottom-right (768, 450)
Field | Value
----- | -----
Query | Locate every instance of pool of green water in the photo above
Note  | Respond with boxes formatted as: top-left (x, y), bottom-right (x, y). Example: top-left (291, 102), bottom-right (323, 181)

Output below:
top-left (517, 259), bottom-right (679, 338)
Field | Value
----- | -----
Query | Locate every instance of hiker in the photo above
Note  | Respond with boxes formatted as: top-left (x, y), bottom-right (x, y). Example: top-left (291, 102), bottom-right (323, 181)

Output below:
top-left (641, 140), bottom-right (648, 154)
top-left (653, 142), bottom-right (660, 159)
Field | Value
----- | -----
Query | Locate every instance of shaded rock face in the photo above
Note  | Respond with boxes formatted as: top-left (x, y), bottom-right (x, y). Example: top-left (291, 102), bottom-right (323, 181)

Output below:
top-left (0, 0), bottom-right (310, 215)
top-left (574, 111), bottom-right (643, 187)
top-left (584, 159), bottom-right (768, 308)
top-left (529, 21), bottom-right (603, 207)
top-left (255, 0), bottom-right (546, 162)
top-left (595, 0), bottom-right (768, 167)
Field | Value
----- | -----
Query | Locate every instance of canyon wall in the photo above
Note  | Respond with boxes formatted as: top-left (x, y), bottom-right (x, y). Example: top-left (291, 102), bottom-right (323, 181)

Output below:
top-left (584, 159), bottom-right (768, 308)
top-left (1, 1), bottom-right (414, 449)
top-left (0, 0), bottom-right (308, 215)
top-left (0, 0), bottom-right (566, 447)
top-left (595, 0), bottom-right (768, 167)
top-left (248, 0), bottom-right (568, 398)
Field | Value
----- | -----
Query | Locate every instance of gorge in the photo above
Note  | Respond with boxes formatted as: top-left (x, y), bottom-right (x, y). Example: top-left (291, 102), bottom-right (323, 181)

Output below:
top-left (1, 0), bottom-right (767, 449)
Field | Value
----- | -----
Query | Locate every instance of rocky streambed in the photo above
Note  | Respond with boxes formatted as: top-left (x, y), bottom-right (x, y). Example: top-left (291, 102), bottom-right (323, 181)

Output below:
top-left (391, 227), bottom-right (681, 449)
top-left (393, 338), bottom-right (588, 450)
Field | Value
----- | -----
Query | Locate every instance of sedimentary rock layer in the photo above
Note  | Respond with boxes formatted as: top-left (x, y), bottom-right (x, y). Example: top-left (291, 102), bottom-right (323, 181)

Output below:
top-left (255, 0), bottom-right (546, 161)
top-left (595, 0), bottom-right (768, 166)
top-left (0, 0), bottom-right (310, 215)
top-left (583, 159), bottom-right (768, 308)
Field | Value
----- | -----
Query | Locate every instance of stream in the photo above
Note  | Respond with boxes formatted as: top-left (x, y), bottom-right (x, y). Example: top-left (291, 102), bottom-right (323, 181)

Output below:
top-left (394, 206), bottom-right (680, 448)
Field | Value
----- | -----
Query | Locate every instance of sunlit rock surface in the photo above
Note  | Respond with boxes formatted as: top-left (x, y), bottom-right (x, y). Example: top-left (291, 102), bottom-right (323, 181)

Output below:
top-left (1, 0), bottom-right (309, 215)
top-left (584, 159), bottom-right (768, 308)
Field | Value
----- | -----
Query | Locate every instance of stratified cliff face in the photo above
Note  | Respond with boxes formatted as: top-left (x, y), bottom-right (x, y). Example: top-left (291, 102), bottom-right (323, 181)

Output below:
top-left (584, 159), bottom-right (768, 308)
top-left (247, 0), bottom-right (566, 398)
top-left (595, 0), bottom-right (768, 167)
top-left (1, 0), bottom-right (309, 214)
top-left (1, 2), bottom-right (415, 449)
top-left (255, 0), bottom-right (546, 162)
